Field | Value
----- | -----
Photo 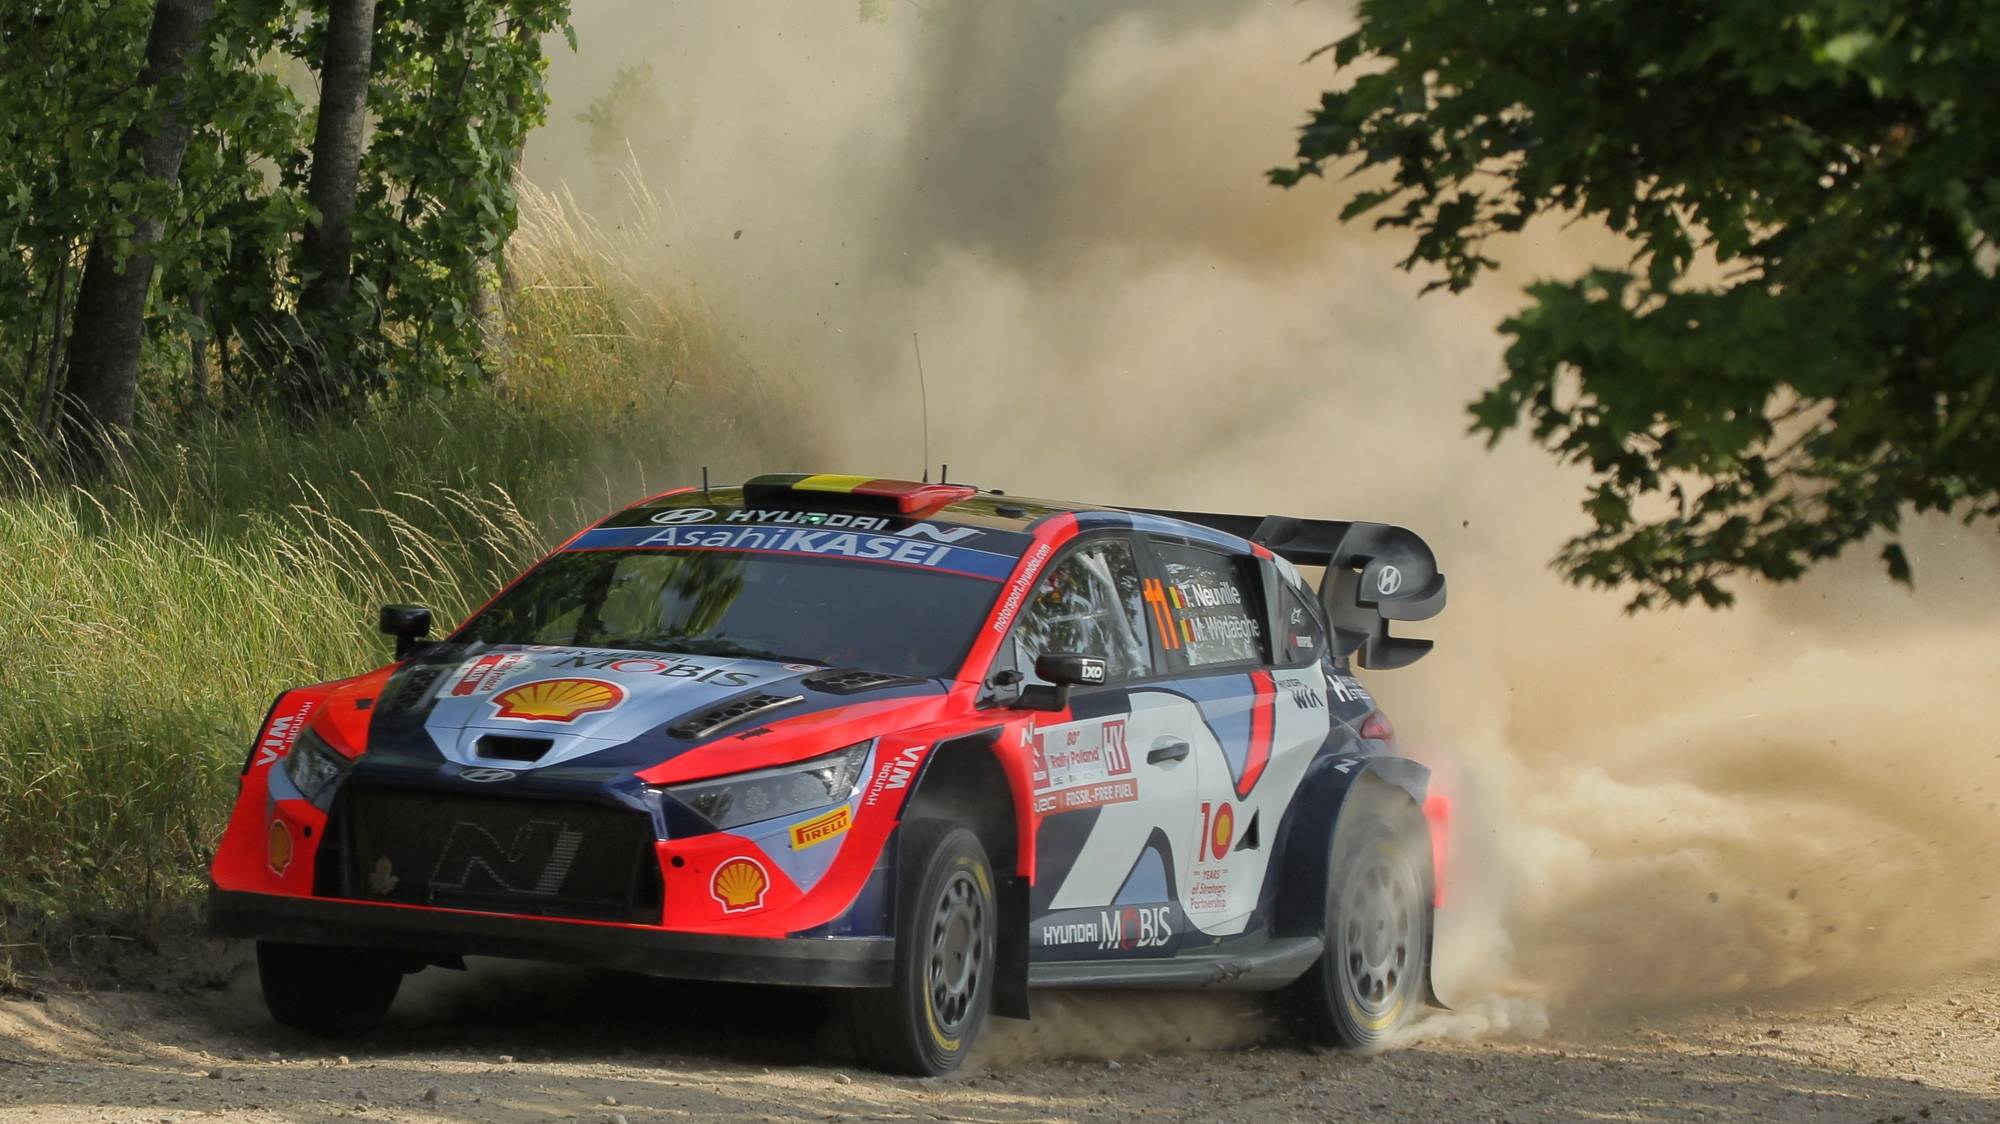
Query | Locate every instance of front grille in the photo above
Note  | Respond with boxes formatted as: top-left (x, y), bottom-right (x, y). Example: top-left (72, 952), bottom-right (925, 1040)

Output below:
top-left (322, 789), bottom-right (662, 923)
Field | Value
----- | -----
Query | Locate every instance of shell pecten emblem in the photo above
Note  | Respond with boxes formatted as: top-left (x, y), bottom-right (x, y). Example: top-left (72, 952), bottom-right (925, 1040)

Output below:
top-left (491, 678), bottom-right (624, 722)
top-left (711, 857), bottom-right (770, 913)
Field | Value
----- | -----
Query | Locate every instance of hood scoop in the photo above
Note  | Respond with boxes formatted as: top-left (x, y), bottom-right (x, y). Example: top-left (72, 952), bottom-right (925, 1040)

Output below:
top-left (667, 692), bottom-right (805, 741)
top-left (476, 734), bottom-right (553, 763)
top-left (802, 668), bottom-right (921, 695)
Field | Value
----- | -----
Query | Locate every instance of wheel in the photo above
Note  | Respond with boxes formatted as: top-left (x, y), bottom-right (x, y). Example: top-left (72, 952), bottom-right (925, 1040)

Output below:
top-left (256, 941), bottom-right (405, 1038)
top-left (1288, 790), bottom-right (1430, 1050)
top-left (841, 820), bottom-right (996, 1075)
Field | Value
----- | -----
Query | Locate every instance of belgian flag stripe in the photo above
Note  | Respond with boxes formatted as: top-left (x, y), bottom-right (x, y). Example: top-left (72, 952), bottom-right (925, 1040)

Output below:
top-left (792, 474), bottom-right (879, 493)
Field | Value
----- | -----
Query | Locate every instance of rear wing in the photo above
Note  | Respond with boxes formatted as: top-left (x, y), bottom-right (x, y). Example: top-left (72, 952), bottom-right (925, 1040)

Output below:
top-left (1127, 509), bottom-right (1446, 670)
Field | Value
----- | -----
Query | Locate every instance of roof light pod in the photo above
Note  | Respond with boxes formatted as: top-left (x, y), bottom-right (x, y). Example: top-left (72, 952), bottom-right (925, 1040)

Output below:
top-left (741, 473), bottom-right (976, 517)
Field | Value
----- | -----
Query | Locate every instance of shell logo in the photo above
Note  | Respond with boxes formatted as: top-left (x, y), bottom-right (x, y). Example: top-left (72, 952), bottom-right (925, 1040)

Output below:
top-left (711, 857), bottom-right (770, 913)
top-left (491, 678), bottom-right (624, 722)
top-left (1210, 802), bottom-right (1234, 859)
top-left (266, 819), bottom-right (293, 875)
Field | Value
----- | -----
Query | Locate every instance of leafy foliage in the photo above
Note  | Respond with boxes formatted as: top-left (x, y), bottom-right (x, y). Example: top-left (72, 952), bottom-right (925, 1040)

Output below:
top-left (336, 0), bottom-right (571, 394)
top-left (1273, 0), bottom-right (2000, 608)
top-left (0, 0), bottom-right (574, 435)
top-left (0, 2), bottom-right (158, 426)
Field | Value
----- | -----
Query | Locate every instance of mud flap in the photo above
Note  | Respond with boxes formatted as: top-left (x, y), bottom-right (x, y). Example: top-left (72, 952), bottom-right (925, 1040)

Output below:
top-left (1423, 923), bottom-right (1452, 1010)
top-left (992, 874), bottom-right (1031, 1019)
top-left (1421, 792), bottom-right (1451, 1010)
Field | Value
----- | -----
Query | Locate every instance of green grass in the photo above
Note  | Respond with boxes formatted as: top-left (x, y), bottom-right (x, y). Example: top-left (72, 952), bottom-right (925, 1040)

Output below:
top-left (0, 180), bottom-right (793, 988)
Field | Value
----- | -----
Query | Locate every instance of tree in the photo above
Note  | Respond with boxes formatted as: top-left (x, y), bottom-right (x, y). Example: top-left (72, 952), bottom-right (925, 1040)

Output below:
top-left (59, 0), bottom-right (218, 458)
top-left (293, 0), bottom-right (379, 408)
top-left (0, 0), bottom-right (572, 452)
top-left (1273, 1), bottom-right (2000, 609)
top-left (348, 0), bottom-right (572, 395)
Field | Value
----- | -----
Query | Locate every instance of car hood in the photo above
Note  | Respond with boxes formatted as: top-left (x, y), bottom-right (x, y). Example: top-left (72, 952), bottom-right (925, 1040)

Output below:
top-left (358, 644), bottom-right (935, 775)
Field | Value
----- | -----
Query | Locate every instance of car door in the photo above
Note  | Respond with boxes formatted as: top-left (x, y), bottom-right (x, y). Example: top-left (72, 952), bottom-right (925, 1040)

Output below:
top-left (1141, 539), bottom-right (1332, 938)
top-left (997, 534), bottom-right (1197, 963)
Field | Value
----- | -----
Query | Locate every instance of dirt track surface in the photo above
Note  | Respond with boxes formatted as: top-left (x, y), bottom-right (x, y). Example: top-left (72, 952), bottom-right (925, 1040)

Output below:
top-left (4, 951), bottom-right (1999, 1123)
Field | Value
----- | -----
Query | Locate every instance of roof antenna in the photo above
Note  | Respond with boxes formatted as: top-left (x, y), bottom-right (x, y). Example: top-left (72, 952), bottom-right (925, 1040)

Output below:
top-left (941, 462), bottom-right (949, 484)
top-left (701, 465), bottom-right (710, 501)
top-left (912, 332), bottom-right (930, 484)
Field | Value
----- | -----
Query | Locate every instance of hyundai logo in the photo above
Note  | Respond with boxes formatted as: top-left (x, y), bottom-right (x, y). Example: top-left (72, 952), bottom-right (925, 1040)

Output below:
top-left (648, 507), bottom-right (718, 525)
top-left (1375, 564), bottom-right (1403, 596)
top-left (459, 767), bottom-right (521, 783)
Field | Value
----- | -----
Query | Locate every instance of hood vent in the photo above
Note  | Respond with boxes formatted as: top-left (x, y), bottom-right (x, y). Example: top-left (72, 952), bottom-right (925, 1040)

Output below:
top-left (476, 734), bottom-right (553, 763)
top-left (802, 669), bottom-right (920, 695)
top-left (667, 693), bottom-right (805, 741)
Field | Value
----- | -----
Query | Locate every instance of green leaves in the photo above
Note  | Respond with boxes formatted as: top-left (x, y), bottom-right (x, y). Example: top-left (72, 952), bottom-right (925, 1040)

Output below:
top-left (1276, 0), bottom-right (2000, 608)
top-left (0, 0), bottom-right (574, 426)
top-left (1816, 30), bottom-right (1876, 66)
top-left (318, 0), bottom-right (571, 396)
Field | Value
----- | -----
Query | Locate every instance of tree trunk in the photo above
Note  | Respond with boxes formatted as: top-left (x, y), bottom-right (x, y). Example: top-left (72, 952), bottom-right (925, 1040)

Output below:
top-left (473, 17), bottom-right (535, 391)
top-left (294, 0), bottom-right (380, 408)
top-left (61, 0), bottom-right (218, 462)
top-left (36, 249), bottom-right (71, 435)
top-left (188, 288), bottom-right (209, 410)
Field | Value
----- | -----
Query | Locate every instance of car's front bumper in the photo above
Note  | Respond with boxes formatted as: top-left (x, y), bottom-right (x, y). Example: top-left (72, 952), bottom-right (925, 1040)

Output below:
top-left (207, 888), bottom-right (892, 988)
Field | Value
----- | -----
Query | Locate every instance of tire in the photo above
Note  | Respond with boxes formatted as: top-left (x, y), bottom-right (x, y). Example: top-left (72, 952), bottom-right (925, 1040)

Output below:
top-left (1288, 790), bottom-right (1431, 1051)
top-left (257, 941), bottom-right (405, 1038)
top-left (842, 820), bottom-right (996, 1076)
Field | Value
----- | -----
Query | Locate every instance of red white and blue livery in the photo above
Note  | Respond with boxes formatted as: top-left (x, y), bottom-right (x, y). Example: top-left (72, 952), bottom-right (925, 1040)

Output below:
top-left (209, 473), bottom-right (1451, 1074)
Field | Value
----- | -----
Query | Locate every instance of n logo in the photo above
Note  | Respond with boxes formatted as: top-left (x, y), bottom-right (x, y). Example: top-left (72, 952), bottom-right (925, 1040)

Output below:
top-left (427, 820), bottom-right (583, 897)
top-left (897, 523), bottom-right (979, 543)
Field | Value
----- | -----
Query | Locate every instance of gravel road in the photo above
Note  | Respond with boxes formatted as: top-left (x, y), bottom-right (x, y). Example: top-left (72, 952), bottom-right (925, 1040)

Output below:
top-left (4, 945), bottom-right (1998, 1123)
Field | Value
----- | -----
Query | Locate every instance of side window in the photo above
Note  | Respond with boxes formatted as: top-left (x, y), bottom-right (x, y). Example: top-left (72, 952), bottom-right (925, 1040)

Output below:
top-left (1009, 539), bottom-right (1153, 684)
top-left (1277, 583), bottom-right (1325, 665)
top-left (1144, 542), bottom-right (1266, 669)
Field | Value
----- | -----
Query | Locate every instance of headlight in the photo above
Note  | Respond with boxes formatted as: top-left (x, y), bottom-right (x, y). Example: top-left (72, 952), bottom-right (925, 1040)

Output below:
top-left (283, 727), bottom-right (349, 808)
top-left (666, 741), bottom-right (872, 830)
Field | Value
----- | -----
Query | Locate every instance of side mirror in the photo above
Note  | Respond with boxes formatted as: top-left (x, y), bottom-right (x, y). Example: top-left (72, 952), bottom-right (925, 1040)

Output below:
top-left (1018, 652), bottom-right (1107, 711)
top-left (378, 604), bottom-right (433, 660)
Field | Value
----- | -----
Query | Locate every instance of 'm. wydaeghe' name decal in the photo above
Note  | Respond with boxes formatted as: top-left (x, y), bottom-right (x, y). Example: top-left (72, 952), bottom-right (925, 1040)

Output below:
top-left (565, 524), bottom-right (1018, 580)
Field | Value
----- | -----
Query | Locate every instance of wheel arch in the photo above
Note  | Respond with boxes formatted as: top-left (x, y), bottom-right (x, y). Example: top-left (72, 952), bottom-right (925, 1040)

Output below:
top-left (903, 730), bottom-right (1024, 875)
top-left (1265, 751), bottom-right (1444, 1007)
top-left (902, 728), bottom-right (1033, 1019)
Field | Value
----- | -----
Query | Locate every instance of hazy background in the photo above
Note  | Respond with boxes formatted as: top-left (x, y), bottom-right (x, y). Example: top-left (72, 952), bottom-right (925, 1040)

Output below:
top-left (521, 0), bottom-right (2000, 1030)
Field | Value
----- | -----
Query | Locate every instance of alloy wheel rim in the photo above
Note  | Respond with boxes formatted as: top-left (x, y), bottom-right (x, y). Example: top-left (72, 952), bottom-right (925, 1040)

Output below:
top-left (927, 870), bottom-right (987, 1033)
top-left (1337, 850), bottom-right (1419, 1019)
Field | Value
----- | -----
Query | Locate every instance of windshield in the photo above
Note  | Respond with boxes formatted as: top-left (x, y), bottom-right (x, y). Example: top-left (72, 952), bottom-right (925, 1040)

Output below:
top-left (455, 548), bottom-right (999, 679)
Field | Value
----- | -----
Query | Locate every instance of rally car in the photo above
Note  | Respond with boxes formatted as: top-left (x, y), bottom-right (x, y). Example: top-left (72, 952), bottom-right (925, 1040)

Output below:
top-left (209, 472), bottom-right (1450, 1075)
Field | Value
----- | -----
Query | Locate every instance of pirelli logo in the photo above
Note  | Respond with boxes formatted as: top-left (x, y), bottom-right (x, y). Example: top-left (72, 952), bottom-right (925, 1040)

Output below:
top-left (789, 806), bottom-right (852, 850)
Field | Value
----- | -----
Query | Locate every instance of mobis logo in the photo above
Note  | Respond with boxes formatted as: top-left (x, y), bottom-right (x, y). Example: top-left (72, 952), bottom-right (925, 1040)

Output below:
top-left (1101, 904), bottom-right (1174, 951)
top-left (1038, 904), bottom-right (1175, 951)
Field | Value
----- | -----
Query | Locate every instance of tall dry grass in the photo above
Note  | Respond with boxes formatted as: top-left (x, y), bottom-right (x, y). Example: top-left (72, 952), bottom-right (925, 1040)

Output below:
top-left (0, 179), bottom-right (785, 989)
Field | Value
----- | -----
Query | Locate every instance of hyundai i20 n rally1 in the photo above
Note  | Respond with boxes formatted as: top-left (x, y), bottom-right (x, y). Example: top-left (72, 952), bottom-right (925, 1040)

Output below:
top-left (209, 472), bottom-right (1451, 1075)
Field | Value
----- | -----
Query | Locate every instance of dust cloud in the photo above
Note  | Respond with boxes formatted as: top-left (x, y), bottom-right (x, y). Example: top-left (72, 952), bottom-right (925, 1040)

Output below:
top-left (521, 0), bottom-right (2000, 1046)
